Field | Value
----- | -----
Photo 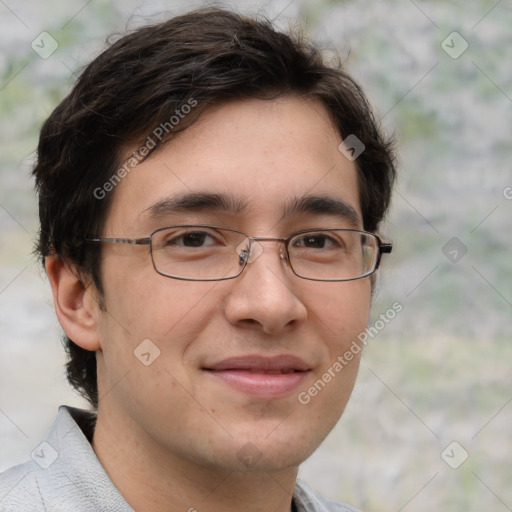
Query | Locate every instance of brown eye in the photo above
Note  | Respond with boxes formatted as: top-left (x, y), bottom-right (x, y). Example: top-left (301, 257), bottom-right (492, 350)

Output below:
top-left (293, 234), bottom-right (339, 249)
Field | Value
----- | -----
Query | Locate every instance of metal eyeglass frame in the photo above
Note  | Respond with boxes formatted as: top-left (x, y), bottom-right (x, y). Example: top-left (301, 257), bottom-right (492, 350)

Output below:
top-left (86, 224), bottom-right (392, 282)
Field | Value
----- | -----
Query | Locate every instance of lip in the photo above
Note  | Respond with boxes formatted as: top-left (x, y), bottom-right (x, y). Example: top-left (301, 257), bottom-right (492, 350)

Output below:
top-left (203, 355), bottom-right (311, 398)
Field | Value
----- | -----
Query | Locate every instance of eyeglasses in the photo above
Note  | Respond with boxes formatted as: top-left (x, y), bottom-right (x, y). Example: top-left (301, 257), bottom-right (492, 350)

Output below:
top-left (86, 225), bottom-right (392, 282)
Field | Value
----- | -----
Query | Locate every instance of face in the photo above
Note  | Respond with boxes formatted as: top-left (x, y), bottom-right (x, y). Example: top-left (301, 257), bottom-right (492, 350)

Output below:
top-left (94, 96), bottom-right (372, 473)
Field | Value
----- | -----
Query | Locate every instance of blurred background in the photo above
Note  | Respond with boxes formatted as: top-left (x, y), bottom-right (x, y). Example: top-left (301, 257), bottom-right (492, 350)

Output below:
top-left (0, 0), bottom-right (511, 510)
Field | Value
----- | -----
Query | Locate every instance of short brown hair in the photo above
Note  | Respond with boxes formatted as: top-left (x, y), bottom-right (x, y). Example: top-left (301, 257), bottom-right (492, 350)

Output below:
top-left (33, 7), bottom-right (396, 408)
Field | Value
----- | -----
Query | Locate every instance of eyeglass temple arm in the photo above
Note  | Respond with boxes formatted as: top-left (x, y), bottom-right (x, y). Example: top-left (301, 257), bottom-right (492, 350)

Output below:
top-left (86, 237), bottom-right (151, 246)
top-left (372, 242), bottom-right (392, 272)
top-left (380, 243), bottom-right (392, 254)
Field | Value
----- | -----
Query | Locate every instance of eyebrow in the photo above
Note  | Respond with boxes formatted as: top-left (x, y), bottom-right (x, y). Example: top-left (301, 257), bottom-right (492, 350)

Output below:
top-left (142, 192), bottom-right (247, 218)
top-left (142, 192), bottom-right (360, 226)
top-left (283, 195), bottom-right (361, 227)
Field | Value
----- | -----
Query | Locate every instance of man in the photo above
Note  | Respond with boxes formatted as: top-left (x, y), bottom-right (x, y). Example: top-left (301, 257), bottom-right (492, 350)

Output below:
top-left (0, 7), bottom-right (395, 511)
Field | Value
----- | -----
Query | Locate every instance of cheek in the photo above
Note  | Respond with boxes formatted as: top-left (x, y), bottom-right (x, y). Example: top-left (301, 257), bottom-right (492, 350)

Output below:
top-left (95, 276), bottom-right (220, 414)
top-left (309, 280), bottom-right (372, 348)
top-left (292, 283), bottom-right (370, 454)
top-left (101, 256), bottom-right (215, 330)
top-left (98, 269), bottom-right (220, 371)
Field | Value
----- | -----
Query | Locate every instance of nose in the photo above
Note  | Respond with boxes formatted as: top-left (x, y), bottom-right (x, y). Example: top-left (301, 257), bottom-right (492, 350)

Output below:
top-left (223, 240), bottom-right (307, 335)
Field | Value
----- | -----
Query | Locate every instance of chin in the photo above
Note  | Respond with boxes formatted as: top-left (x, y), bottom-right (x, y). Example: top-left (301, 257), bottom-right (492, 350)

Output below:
top-left (223, 424), bottom-right (329, 473)
top-left (216, 445), bottom-right (313, 475)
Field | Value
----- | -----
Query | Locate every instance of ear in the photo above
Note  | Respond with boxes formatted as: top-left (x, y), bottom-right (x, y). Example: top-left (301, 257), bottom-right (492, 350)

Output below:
top-left (45, 255), bottom-right (101, 351)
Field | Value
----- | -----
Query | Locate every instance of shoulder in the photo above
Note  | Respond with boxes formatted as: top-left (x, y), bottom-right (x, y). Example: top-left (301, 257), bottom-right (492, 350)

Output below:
top-left (294, 479), bottom-right (362, 512)
top-left (0, 461), bottom-right (44, 511)
top-left (0, 406), bottom-right (132, 512)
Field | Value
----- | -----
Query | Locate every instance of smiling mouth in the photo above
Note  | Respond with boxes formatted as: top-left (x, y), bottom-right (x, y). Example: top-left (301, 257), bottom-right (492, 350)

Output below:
top-left (209, 368), bottom-right (301, 374)
top-left (203, 355), bottom-right (311, 398)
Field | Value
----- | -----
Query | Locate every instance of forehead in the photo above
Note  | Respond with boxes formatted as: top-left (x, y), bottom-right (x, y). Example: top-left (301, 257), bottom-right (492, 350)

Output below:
top-left (104, 97), bottom-right (361, 233)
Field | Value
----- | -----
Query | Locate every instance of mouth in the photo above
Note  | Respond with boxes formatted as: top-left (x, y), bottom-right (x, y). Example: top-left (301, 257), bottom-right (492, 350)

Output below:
top-left (203, 355), bottom-right (311, 398)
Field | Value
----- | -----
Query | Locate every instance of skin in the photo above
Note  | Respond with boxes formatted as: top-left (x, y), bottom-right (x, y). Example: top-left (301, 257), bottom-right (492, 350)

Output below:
top-left (47, 96), bottom-right (372, 512)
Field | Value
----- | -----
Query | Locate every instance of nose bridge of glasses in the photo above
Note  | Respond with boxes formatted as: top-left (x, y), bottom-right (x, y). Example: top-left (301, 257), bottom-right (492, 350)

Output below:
top-left (236, 236), bottom-right (288, 265)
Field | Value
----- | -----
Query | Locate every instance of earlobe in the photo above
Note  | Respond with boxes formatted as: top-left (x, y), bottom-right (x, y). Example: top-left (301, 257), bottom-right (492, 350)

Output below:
top-left (45, 255), bottom-right (101, 351)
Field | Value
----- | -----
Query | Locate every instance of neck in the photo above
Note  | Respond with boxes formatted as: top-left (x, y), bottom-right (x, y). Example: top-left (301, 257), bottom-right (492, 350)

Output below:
top-left (92, 406), bottom-right (298, 512)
